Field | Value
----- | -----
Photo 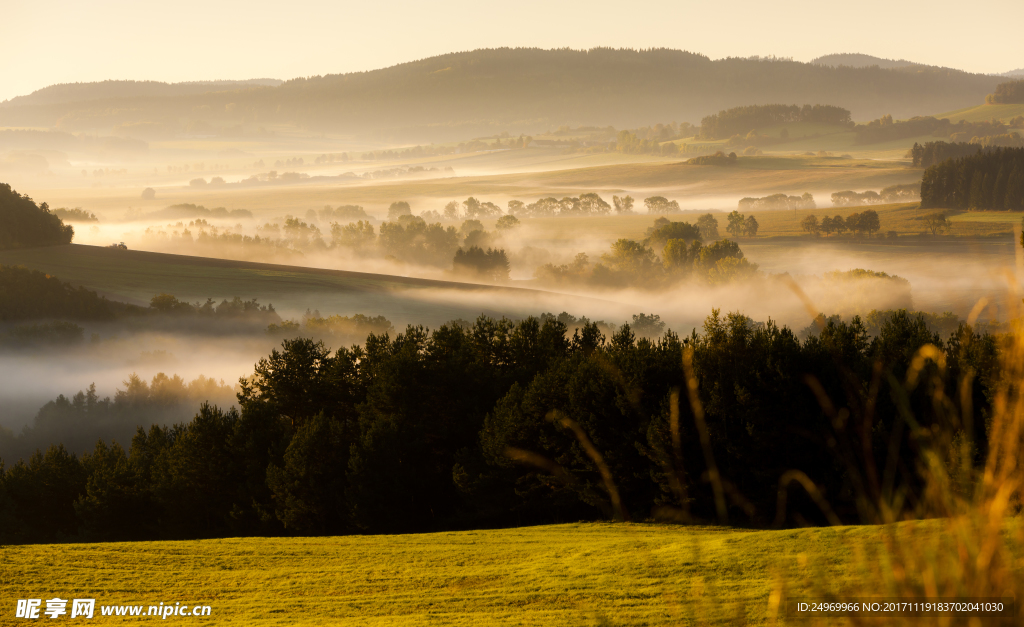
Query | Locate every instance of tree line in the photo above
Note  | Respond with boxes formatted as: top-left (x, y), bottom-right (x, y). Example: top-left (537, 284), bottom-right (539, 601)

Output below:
top-left (854, 116), bottom-right (1014, 145)
top-left (986, 79), bottom-right (1024, 104)
top-left (698, 104), bottom-right (852, 140)
top-left (0, 265), bottom-right (115, 321)
top-left (913, 141), bottom-right (1003, 168)
top-left (739, 193), bottom-right (816, 211)
top-left (920, 147), bottom-right (1024, 210)
top-left (800, 210), bottom-right (882, 237)
top-left (0, 375), bottom-right (236, 465)
top-left (0, 307), bottom-right (998, 542)
top-left (830, 184), bottom-right (918, 207)
top-left (0, 183), bottom-right (74, 249)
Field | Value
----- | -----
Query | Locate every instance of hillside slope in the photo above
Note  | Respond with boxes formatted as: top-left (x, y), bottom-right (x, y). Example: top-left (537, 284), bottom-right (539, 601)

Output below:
top-left (0, 48), bottom-right (1001, 139)
top-left (0, 244), bottom-right (616, 324)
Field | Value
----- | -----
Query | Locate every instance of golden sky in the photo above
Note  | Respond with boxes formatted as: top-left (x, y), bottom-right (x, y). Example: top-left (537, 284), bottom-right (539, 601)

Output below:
top-left (3, 0), bottom-right (1021, 102)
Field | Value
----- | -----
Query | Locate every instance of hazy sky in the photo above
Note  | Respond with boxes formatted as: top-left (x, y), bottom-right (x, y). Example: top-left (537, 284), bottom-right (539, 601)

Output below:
top-left (3, 0), bottom-right (1022, 102)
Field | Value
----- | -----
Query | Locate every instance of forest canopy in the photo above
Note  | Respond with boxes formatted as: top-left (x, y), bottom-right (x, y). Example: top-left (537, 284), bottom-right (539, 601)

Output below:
top-left (920, 147), bottom-right (1024, 210)
top-left (0, 308), bottom-right (998, 543)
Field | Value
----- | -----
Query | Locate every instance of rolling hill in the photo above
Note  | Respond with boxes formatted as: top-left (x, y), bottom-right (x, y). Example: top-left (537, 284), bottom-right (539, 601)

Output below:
top-left (0, 244), bottom-right (619, 325)
top-left (0, 48), bottom-right (1002, 141)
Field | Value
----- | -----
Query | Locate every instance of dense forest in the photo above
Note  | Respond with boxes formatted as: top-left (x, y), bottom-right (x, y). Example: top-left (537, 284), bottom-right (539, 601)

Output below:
top-left (0, 49), bottom-right (1001, 139)
top-left (0, 309), bottom-right (997, 542)
top-left (698, 104), bottom-right (851, 140)
top-left (0, 184), bottom-right (74, 249)
top-left (920, 147), bottom-right (1024, 210)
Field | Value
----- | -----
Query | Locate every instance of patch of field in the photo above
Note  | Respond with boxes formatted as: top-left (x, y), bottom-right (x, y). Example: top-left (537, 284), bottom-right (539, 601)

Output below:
top-left (0, 244), bottom-right (612, 324)
top-left (756, 121), bottom-right (848, 139)
top-left (24, 155), bottom-right (922, 220)
top-left (949, 211), bottom-right (1024, 224)
top-left (519, 203), bottom-right (1016, 242)
top-left (0, 520), bottom-right (963, 626)
top-left (936, 103), bottom-right (1024, 123)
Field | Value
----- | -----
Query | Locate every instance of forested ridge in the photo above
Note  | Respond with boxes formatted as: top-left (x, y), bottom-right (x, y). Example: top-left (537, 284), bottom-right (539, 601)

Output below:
top-left (0, 309), bottom-right (997, 542)
top-left (0, 48), bottom-right (1001, 138)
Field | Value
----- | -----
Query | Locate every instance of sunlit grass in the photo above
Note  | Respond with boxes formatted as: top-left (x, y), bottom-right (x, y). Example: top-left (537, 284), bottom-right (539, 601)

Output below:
top-left (934, 103), bottom-right (1024, 124)
top-left (0, 520), bottom-right (992, 626)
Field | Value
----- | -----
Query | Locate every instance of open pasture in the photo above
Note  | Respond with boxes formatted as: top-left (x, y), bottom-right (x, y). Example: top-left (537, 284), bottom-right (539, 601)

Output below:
top-left (0, 520), bottom-right (970, 626)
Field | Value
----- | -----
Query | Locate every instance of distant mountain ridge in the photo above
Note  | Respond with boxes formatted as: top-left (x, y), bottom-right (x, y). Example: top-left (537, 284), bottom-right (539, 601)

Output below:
top-left (0, 48), bottom-right (1003, 141)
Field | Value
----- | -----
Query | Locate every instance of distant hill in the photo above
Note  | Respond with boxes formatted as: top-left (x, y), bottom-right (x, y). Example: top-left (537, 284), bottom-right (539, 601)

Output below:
top-left (0, 48), bottom-right (1002, 141)
top-left (1002, 69), bottom-right (1024, 78)
top-left (3, 79), bottom-right (282, 107)
top-left (811, 53), bottom-right (921, 70)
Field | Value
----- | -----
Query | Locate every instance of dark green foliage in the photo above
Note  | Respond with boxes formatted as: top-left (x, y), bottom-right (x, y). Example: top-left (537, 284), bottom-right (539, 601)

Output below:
top-left (0, 184), bottom-right (73, 249)
top-left (75, 441), bottom-right (150, 541)
top-left (1, 445), bottom-right (87, 543)
top-left (699, 104), bottom-right (851, 140)
top-left (0, 265), bottom-right (113, 321)
top-left (0, 310), bottom-right (1002, 543)
top-left (267, 413), bottom-right (349, 534)
top-left (920, 147), bottom-right (1024, 210)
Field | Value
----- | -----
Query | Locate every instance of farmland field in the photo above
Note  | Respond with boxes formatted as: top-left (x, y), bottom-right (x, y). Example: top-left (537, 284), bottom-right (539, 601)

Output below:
top-left (27, 153), bottom-right (922, 221)
top-left (0, 520), bottom-right (966, 626)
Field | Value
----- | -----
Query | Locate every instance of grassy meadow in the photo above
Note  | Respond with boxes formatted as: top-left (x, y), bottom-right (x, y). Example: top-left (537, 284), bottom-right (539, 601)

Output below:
top-left (935, 102), bottom-right (1024, 124)
top-left (0, 519), bottom-right (1001, 626)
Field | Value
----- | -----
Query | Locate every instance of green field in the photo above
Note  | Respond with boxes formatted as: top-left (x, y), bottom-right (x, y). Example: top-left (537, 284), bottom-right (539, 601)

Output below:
top-left (0, 520), bottom-right (967, 626)
top-left (936, 103), bottom-right (1024, 124)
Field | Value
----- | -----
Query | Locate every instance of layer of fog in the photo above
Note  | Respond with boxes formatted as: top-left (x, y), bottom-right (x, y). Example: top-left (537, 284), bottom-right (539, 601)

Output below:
top-left (0, 331), bottom-right (271, 431)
